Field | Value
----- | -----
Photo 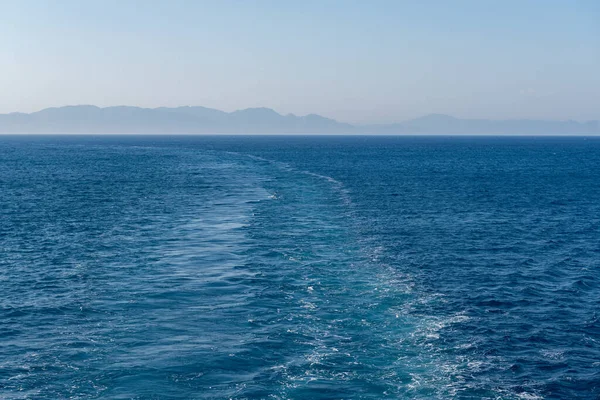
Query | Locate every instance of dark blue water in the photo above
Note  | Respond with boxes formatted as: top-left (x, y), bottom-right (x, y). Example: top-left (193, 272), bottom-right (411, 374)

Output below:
top-left (1, 135), bottom-right (599, 399)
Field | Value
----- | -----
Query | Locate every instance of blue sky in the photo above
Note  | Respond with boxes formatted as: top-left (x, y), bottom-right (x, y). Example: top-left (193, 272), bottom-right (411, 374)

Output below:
top-left (1, 0), bottom-right (599, 123)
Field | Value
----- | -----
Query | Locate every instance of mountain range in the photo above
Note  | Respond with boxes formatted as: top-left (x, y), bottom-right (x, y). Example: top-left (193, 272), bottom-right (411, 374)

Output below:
top-left (0, 105), bottom-right (598, 135)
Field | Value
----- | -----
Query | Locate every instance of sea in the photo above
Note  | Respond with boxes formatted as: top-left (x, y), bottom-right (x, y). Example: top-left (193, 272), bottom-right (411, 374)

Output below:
top-left (0, 135), bottom-right (599, 399)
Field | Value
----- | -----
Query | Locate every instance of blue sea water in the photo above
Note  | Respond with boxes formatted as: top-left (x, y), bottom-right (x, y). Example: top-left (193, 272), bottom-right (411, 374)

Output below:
top-left (0, 135), bottom-right (599, 399)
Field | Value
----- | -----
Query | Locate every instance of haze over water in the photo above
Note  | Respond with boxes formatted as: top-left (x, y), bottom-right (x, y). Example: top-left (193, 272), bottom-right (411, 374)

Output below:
top-left (2, 1), bottom-right (599, 122)
top-left (1, 135), bottom-right (599, 399)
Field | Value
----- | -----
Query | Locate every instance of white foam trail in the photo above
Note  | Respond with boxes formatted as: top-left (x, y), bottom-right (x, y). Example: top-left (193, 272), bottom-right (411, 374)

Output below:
top-left (225, 151), bottom-right (353, 206)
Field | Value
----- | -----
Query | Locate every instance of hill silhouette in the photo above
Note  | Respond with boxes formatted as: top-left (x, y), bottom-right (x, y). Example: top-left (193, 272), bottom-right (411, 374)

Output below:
top-left (0, 106), bottom-right (597, 134)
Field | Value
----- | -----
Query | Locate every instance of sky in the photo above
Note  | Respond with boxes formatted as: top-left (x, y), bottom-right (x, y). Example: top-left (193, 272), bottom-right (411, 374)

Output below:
top-left (1, 0), bottom-right (599, 123)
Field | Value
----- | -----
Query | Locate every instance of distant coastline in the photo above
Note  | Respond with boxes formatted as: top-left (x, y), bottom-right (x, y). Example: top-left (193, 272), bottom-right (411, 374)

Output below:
top-left (1, 105), bottom-right (598, 135)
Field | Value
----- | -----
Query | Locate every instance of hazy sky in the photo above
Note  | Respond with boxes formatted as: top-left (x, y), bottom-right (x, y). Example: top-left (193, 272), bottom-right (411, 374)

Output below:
top-left (2, 0), bottom-right (599, 123)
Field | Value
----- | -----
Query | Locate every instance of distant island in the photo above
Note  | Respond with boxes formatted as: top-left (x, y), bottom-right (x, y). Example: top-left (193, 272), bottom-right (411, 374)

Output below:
top-left (0, 105), bottom-right (598, 135)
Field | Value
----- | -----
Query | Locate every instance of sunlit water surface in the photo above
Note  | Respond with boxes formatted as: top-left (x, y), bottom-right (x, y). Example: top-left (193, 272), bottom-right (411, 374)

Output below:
top-left (1, 135), bottom-right (599, 399)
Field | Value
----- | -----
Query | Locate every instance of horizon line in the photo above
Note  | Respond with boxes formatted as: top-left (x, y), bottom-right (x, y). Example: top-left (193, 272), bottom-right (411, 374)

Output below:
top-left (2, 133), bottom-right (600, 137)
